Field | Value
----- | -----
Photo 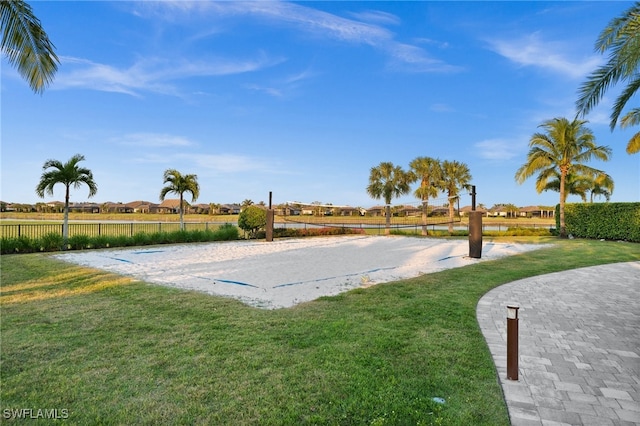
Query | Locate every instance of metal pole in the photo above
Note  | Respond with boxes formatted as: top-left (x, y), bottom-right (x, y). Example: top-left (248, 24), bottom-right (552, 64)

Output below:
top-left (507, 304), bottom-right (519, 380)
top-left (266, 191), bottom-right (274, 242)
top-left (471, 185), bottom-right (476, 211)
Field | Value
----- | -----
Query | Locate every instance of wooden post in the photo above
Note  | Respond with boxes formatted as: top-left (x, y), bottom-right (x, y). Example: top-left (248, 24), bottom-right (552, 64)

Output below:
top-left (468, 186), bottom-right (482, 258)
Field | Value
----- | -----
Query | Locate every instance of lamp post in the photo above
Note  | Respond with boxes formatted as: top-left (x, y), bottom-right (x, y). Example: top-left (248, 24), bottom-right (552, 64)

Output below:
top-left (507, 304), bottom-right (519, 380)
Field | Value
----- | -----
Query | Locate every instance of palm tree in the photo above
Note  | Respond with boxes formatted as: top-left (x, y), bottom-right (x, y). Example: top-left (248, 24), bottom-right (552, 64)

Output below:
top-left (541, 171), bottom-right (614, 203)
top-left (159, 169), bottom-right (200, 231)
top-left (515, 117), bottom-right (612, 237)
top-left (366, 162), bottom-right (412, 235)
top-left (1, 0), bottom-right (59, 94)
top-left (409, 156), bottom-right (443, 235)
top-left (588, 172), bottom-right (615, 202)
top-left (576, 2), bottom-right (640, 154)
top-left (440, 160), bottom-right (472, 234)
top-left (35, 154), bottom-right (98, 245)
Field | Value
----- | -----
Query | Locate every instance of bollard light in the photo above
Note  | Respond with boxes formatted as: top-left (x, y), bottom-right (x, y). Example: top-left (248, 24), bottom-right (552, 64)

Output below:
top-left (506, 304), bottom-right (519, 380)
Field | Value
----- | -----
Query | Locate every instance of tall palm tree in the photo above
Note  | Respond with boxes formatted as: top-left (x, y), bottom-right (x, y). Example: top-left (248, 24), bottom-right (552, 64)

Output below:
top-left (35, 154), bottom-right (98, 245)
top-left (366, 162), bottom-right (412, 235)
top-left (409, 156), bottom-right (443, 236)
top-left (159, 169), bottom-right (200, 231)
top-left (1, 0), bottom-right (59, 94)
top-left (541, 171), bottom-right (614, 203)
top-left (576, 2), bottom-right (640, 154)
top-left (515, 117), bottom-right (612, 237)
top-left (440, 160), bottom-right (472, 234)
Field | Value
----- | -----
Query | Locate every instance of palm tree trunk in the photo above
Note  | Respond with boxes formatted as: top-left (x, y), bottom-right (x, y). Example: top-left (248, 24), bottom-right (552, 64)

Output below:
top-left (559, 171), bottom-right (567, 238)
top-left (385, 204), bottom-right (391, 235)
top-left (179, 194), bottom-right (184, 231)
top-left (448, 200), bottom-right (454, 235)
top-left (63, 186), bottom-right (70, 247)
top-left (421, 201), bottom-right (428, 236)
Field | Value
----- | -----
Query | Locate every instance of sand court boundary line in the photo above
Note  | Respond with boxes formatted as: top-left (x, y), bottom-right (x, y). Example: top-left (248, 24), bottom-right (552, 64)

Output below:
top-left (54, 235), bottom-right (550, 309)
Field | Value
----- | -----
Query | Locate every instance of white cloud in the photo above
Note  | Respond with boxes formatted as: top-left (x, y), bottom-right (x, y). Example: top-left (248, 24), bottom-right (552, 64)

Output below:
top-left (178, 153), bottom-right (274, 174)
top-left (348, 10), bottom-right (401, 26)
top-left (486, 32), bottom-right (601, 79)
top-left (139, 1), bottom-right (458, 74)
top-left (113, 133), bottom-right (194, 147)
top-left (55, 54), bottom-right (284, 96)
top-left (474, 138), bottom-right (526, 161)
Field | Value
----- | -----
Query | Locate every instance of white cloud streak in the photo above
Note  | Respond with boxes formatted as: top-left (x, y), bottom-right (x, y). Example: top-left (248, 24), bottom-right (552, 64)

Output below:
top-left (55, 53), bottom-right (284, 97)
top-left (486, 32), bottom-right (601, 79)
top-left (474, 138), bottom-right (526, 161)
top-left (113, 133), bottom-right (194, 147)
top-left (141, 1), bottom-right (460, 73)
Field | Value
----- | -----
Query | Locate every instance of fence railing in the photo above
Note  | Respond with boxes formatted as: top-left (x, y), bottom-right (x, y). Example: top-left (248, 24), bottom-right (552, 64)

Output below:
top-left (1, 222), bottom-right (223, 239)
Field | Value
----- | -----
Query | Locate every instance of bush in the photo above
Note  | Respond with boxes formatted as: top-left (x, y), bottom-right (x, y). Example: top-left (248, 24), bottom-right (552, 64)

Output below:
top-left (38, 232), bottom-right (64, 252)
top-left (1, 236), bottom-right (34, 254)
top-left (0, 225), bottom-right (243, 255)
top-left (214, 223), bottom-right (240, 241)
top-left (560, 202), bottom-right (640, 242)
top-left (255, 226), bottom-right (364, 239)
top-left (238, 206), bottom-right (267, 238)
top-left (68, 235), bottom-right (91, 250)
top-left (132, 232), bottom-right (152, 246)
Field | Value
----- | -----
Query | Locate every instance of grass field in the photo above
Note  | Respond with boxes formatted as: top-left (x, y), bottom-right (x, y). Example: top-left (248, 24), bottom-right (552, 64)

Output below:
top-left (2, 236), bottom-right (636, 424)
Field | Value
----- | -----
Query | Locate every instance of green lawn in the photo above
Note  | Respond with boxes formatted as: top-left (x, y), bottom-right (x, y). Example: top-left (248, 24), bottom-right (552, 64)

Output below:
top-left (1, 237), bottom-right (638, 425)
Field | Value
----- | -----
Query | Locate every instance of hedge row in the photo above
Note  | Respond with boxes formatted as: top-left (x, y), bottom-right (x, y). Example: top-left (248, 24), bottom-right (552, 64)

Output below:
top-left (559, 202), bottom-right (640, 242)
top-left (0, 224), bottom-right (240, 255)
top-left (255, 226), bottom-right (365, 239)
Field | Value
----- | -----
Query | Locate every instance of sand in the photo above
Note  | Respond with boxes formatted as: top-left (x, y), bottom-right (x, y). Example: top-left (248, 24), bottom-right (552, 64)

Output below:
top-left (53, 235), bottom-right (548, 309)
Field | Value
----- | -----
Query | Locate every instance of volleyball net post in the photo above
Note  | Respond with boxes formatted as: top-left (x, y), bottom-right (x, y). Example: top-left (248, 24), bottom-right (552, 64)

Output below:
top-left (468, 185), bottom-right (482, 258)
top-left (266, 191), bottom-right (274, 242)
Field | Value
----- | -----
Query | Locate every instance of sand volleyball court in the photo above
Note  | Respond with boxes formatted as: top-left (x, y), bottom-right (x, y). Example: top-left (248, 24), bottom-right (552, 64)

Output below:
top-left (54, 235), bottom-right (547, 309)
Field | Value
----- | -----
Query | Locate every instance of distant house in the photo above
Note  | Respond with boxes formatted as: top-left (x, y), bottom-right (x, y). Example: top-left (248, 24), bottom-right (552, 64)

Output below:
top-left (366, 206), bottom-right (386, 217)
top-left (274, 205), bottom-right (301, 216)
top-left (125, 200), bottom-right (158, 213)
top-left (219, 204), bottom-right (241, 215)
top-left (102, 202), bottom-right (133, 213)
top-left (70, 202), bottom-right (101, 213)
top-left (397, 205), bottom-right (421, 217)
top-left (430, 207), bottom-right (450, 217)
top-left (191, 203), bottom-right (211, 214)
top-left (459, 205), bottom-right (488, 216)
top-left (336, 206), bottom-right (361, 216)
top-left (487, 205), bottom-right (508, 217)
top-left (157, 199), bottom-right (182, 214)
top-left (519, 206), bottom-right (555, 218)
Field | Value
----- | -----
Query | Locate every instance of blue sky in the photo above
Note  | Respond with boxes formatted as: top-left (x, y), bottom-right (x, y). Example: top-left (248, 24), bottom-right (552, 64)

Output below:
top-left (2, 1), bottom-right (639, 209)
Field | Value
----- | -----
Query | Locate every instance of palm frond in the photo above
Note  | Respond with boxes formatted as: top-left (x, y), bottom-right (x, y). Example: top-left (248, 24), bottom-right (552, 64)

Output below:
top-left (627, 131), bottom-right (640, 154)
top-left (1, 0), bottom-right (59, 94)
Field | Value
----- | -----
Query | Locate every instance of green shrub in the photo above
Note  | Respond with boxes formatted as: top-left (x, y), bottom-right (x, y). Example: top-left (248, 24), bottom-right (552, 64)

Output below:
top-left (91, 235), bottom-right (111, 249)
top-left (238, 206), bottom-right (267, 238)
top-left (213, 224), bottom-right (239, 241)
top-left (132, 232), bottom-right (152, 246)
top-left (1, 236), bottom-right (35, 254)
top-left (38, 232), bottom-right (64, 252)
top-left (560, 202), bottom-right (640, 242)
top-left (68, 235), bottom-right (91, 250)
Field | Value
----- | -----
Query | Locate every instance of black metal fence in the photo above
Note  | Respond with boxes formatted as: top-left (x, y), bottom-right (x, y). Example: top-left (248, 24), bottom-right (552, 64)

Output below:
top-left (1, 222), bottom-right (223, 239)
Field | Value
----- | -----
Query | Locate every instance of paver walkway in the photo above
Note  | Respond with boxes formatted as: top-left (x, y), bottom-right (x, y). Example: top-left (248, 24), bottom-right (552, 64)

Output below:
top-left (477, 262), bottom-right (640, 425)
